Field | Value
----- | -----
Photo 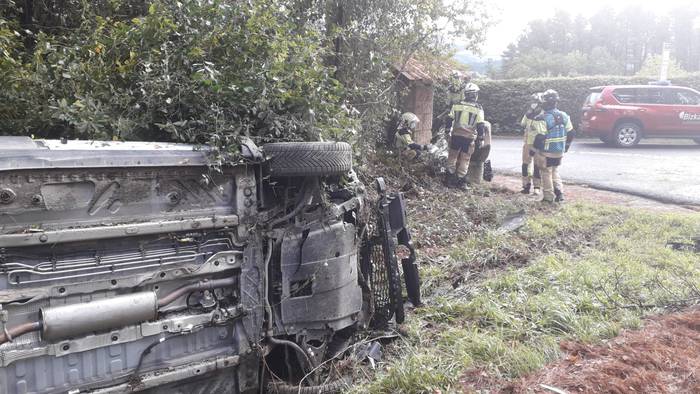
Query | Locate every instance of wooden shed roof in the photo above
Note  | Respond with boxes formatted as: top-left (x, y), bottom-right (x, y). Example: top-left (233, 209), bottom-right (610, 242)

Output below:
top-left (393, 58), bottom-right (433, 83)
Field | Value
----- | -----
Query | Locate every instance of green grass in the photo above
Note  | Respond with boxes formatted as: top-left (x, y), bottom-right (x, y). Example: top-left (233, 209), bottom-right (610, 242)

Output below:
top-left (352, 202), bottom-right (700, 394)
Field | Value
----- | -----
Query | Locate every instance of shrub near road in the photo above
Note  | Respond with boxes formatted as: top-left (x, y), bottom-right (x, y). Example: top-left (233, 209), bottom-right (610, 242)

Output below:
top-left (349, 161), bottom-right (700, 393)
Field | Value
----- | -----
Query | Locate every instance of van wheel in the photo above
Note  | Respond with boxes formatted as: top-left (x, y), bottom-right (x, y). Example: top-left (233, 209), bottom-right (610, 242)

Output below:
top-left (262, 142), bottom-right (352, 177)
top-left (613, 123), bottom-right (641, 148)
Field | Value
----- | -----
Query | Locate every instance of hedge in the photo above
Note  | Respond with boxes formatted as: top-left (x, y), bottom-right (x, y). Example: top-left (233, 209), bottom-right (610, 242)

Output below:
top-left (477, 73), bottom-right (700, 134)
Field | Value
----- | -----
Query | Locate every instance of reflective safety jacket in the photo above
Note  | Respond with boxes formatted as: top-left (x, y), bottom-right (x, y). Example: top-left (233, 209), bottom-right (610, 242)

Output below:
top-left (394, 127), bottom-right (415, 149)
top-left (449, 102), bottom-right (484, 139)
top-left (521, 113), bottom-right (546, 145)
top-left (538, 109), bottom-right (573, 158)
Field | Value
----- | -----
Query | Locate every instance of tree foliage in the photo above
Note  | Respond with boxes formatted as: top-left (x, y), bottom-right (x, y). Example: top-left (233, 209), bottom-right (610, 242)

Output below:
top-left (1, 0), bottom-right (352, 154)
top-left (0, 0), bottom-right (490, 154)
top-left (636, 54), bottom-right (688, 79)
top-left (499, 5), bottom-right (700, 79)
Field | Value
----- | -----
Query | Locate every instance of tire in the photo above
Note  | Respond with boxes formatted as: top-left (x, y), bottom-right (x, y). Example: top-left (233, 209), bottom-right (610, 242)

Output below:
top-left (612, 122), bottom-right (642, 148)
top-left (262, 142), bottom-right (352, 177)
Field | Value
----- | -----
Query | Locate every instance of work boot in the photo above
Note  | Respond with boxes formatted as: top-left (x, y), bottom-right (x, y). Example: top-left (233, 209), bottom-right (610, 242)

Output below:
top-left (445, 172), bottom-right (458, 188)
top-left (456, 176), bottom-right (470, 191)
top-left (554, 189), bottom-right (564, 202)
top-left (521, 183), bottom-right (531, 194)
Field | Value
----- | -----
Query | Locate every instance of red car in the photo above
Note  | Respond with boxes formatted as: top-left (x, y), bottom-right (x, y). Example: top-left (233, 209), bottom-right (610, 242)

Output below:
top-left (580, 85), bottom-right (700, 147)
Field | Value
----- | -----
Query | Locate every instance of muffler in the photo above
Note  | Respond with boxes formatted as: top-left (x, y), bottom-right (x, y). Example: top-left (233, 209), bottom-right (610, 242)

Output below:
top-left (40, 292), bottom-right (158, 341)
top-left (0, 277), bottom-right (237, 345)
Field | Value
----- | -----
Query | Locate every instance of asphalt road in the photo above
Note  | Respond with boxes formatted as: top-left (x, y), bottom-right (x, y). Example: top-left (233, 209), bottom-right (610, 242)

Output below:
top-left (489, 137), bottom-right (700, 206)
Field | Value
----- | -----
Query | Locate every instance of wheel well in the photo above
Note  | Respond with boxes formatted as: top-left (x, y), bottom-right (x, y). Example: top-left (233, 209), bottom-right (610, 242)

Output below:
top-left (613, 118), bottom-right (644, 133)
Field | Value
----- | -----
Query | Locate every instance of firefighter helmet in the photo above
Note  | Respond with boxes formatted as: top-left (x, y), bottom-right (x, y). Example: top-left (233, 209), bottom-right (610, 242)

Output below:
top-left (399, 112), bottom-right (420, 131)
top-left (464, 83), bottom-right (480, 102)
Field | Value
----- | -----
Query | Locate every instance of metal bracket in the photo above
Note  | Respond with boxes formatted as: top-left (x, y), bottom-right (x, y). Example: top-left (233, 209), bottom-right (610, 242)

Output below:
top-left (85, 354), bottom-right (241, 393)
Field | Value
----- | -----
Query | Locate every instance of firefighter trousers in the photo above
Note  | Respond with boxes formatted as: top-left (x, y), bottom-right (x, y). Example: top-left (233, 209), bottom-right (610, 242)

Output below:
top-left (535, 153), bottom-right (563, 202)
top-left (447, 135), bottom-right (474, 178)
top-left (522, 144), bottom-right (541, 188)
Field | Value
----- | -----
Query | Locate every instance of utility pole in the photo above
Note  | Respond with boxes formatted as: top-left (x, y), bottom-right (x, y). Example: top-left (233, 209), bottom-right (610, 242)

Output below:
top-left (659, 43), bottom-right (671, 82)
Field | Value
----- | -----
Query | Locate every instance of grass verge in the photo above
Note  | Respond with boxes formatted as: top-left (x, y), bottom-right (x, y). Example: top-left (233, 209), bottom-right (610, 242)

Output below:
top-left (351, 201), bottom-right (700, 393)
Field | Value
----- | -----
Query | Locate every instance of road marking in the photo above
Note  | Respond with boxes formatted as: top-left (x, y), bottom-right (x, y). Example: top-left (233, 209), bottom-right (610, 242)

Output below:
top-left (493, 146), bottom-right (700, 161)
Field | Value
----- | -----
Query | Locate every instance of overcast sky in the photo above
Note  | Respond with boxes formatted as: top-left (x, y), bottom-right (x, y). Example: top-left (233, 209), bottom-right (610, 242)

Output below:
top-left (471, 0), bottom-right (700, 59)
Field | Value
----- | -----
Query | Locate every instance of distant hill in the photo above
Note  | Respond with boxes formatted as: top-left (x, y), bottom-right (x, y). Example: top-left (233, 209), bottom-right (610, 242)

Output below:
top-left (453, 51), bottom-right (502, 76)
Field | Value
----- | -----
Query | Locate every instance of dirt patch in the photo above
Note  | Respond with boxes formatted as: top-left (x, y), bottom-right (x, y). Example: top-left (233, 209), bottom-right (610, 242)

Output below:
top-left (495, 173), bottom-right (699, 213)
top-left (501, 308), bottom-right (700, 394)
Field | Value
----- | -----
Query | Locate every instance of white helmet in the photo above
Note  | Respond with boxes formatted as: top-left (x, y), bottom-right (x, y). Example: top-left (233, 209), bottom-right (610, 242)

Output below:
top-left (399, 112), bottom-right (420, 131)
top-left (529, 92), bottom-right (544, 110)
top-left (464, 83), bottom-right (480, 102)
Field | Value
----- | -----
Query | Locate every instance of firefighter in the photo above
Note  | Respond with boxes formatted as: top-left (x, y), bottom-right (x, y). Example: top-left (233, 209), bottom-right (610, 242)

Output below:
top-left (447, 71), bottom-right (468, 105)
top-left (532, 89), bottom-right (575, 203)
top-left (395, 112), bottom-right (428, 160)
top-left (466, 120), bottom-right (492, 185)
top-left (520, 93), bottom-right (545, 195)
top-left (433, 72), bottom-right (469, 135)
top-left (445, 83), bottom-right (486, 189)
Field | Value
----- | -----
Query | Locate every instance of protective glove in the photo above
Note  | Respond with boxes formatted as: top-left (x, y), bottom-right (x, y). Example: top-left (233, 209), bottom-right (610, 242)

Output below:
top-left (475, 134), bottom-right (484, 149)
top-left (444, 118), bottom-right (453, 132)
top-left (565, 131), bottom-right (575, 153)
top-left (533, 134), bottom-right (545, 151)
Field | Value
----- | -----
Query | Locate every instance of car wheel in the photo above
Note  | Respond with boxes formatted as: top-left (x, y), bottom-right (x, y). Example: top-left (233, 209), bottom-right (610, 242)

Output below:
top-left (613, 123), bottom-right (642, 148)
top-left (262, 142), bottom-right (353, 177)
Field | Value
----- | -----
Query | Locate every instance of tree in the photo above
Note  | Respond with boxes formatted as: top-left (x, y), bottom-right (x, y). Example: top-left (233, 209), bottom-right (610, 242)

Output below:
top-left (636, 54), bottom-right (688, 79)
top-left (669, 5), bottom-right (700, 72)
top-left (484, 59), bottom-right (498, 79)
top-left (586, 47), bottom-right (625, 75)
top-left (498, 5), bottom-right (688, 79)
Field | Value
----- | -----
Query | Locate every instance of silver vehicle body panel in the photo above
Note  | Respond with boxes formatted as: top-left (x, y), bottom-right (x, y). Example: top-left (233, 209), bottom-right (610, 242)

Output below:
top-left (0, 137), bottom-right (363, 394)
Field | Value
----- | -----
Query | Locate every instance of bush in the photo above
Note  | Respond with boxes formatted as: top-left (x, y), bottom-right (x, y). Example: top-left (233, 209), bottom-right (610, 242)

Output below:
top-left (2, 0), bottom-right (492, 158)
top-left (477, 73), bottom-right (700, 134)
top-left (0, 1), bottom-right (355, 156)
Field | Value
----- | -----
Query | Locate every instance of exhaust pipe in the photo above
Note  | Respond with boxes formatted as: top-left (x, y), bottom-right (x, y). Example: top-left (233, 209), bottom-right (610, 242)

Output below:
top-left (0, 321), bottom-right (43, 345)
top-left (0, 277), bottom-right (236, 346)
